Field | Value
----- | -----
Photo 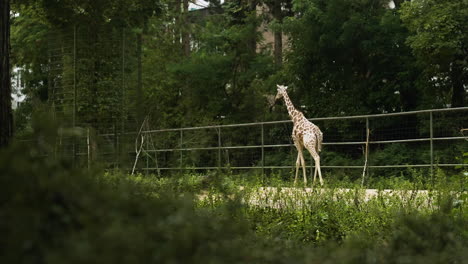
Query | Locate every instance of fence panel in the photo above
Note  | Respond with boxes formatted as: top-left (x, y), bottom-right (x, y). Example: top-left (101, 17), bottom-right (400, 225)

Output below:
top-left (127, 107), bottom-right (467, 181)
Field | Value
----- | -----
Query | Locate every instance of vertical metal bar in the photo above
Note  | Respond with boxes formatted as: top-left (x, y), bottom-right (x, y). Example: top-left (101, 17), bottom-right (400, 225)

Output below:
top-left (48, 44), bottom-right (57, 160)
top-left (180, 130), bottom-right (183, 169)
top-left (366, 117), bottom-right (370, 176)
top-left (430, 111), bottom-right (434, 185)
top-left (136, 30), bottom-right (143, 125)
top-left (87, 128), bottom-right (90, 170)
top-left (72, 25), bottom-right (77, 166)
top-left (146, 131), bottom-right (149, 176)
top-left (48, 47), bottom-right (53, 118)
top-left (361, 117), bottom-right (370, 187)
top-left (113, 125), bottom-right (117, 169)
top-left (73, 25), bottom-right (77, 128)
top-left (119, 28), bottom-right (125, 169)
top-left (121, 28), bottom-right (125, 141)
top-left (261, 123), bottom-right (265, 179)
top-left (218, 127), bottom-right (221, 170)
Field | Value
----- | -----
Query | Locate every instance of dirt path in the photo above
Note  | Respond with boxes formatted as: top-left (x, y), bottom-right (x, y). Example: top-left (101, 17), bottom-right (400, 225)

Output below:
top-left (199, 186), bottom-right (435, 209)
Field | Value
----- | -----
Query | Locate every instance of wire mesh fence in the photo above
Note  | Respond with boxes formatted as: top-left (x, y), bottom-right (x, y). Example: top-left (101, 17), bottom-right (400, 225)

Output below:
top-left (46, 26), bottom-right (140, 136)
top-left (110, 107), bottom-right (468, 182)
top-left (28, 25), bottom-right (467, 182)
top-left (19, 107), bottom-right (466, 182)
top-left (31, 25), bottom-right (141, 168)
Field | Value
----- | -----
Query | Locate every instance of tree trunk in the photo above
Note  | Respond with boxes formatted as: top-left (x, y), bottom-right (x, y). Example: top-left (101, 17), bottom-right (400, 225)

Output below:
top-left (248, 0), bottom-right (258, 55)
top-left (272, 0), bottom-right (283, 65)
top-left (173, 0), bottom-right (181, 46)
top-left (181, 0), bottom-right (190, 56)
top-left (0, 0), bottom-right (13, 148)
top-left (136, 32), bottom-right (143, 125)
top-left (274, 31), bottom-right (282, 66)
top-left (450, 59), bottom-right (466, 107)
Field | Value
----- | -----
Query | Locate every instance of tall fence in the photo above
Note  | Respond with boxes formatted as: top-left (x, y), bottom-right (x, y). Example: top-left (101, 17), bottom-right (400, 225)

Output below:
top-left (38, 25), bottom-right (467, 181)
top-left (109, 107), bottom-right (468, 180)
top-left (45, 26), bottom-right (139, 165)
top-left (31, 103), bottom-right (466, 181)
top-left (29, 106), bottom-right (467, 180)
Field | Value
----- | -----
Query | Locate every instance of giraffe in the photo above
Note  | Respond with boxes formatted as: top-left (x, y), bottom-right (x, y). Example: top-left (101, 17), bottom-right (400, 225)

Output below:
top-left (275, 84), bottom-right (324, 186)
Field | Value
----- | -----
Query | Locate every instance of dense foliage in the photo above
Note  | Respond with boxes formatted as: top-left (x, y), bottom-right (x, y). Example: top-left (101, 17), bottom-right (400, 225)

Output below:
top-left (400, 0), bottom-right (467, 108)
top-left (1, 135), bottom-right (467, 263)
top-left (10, 0), bottom-right (467, 129)
top-left (5, 1), bottom-right (465, 196)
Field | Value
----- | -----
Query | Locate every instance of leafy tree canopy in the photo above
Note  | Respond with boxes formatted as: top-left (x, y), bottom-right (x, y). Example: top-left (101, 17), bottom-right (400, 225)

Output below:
top-left (400, 0), bottom-right (467, 107)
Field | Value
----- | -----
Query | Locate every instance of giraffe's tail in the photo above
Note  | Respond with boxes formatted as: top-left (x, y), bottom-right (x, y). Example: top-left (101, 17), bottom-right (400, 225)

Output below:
top-left (317, 131), bottom-right (323, 152)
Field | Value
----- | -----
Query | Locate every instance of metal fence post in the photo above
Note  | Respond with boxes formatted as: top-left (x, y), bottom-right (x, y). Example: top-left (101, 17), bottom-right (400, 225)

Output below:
top-left (430, 111), bottom-right (434, 185)
top-left (118, 131), bottom-right (123, 168)
top-left (121, 28), bottom-right (125, 140)
top-left (180, 130), bottom-right (183, 169)
top-left (116, 129), bottom-right (120, 169)
top-left (113, 125), bottom-right (117, 168)
top-left (261, 123), bottom-right (265, 179)
top-left (218, 127), bottom-right (222, 170)
top-left (87, 128), bottom-right (90, 170)
top-left (119, 28), bottom-right (125, 170)
top-left (145, 131), bottom-right (149, 175)
top-left (361, 117), bottom-right (370, 187)
top-left (72, 25), bottom-right (77, 166)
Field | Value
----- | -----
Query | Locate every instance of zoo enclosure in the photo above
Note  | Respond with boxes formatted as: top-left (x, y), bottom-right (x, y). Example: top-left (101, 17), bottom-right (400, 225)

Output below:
top-left (120, 107), bottom-right (467, 179)
top-left (40, 27), bottom-right (467, 179)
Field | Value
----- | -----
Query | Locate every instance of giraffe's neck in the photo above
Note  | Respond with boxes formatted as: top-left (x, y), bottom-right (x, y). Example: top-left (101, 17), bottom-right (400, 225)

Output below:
top-left (282, 92), bottom-right (299, 121)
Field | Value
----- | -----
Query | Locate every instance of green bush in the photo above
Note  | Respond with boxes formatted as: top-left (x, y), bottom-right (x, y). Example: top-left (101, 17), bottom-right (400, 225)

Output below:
top-left (1, 136), bottom-right (467, 263)
top-left (0, 142), bottom-right (296, 264)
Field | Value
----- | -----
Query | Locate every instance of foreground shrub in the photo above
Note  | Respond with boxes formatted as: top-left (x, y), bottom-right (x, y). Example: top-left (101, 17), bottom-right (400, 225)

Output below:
top-left (1, 138), bottom-right (466, 263)
top-left (0, 142), bottom-right (301, 264)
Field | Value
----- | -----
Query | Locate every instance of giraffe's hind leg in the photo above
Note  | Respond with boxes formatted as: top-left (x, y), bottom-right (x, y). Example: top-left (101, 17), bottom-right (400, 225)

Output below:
top-left (303, 133), bottom-right (323, 186)
top-left (294, 152), bottom-right (301, 185)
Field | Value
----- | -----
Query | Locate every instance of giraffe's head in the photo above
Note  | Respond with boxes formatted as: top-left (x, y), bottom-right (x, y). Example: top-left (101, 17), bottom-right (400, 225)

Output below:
top-left (275, 84), bottom-right (288, 101)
